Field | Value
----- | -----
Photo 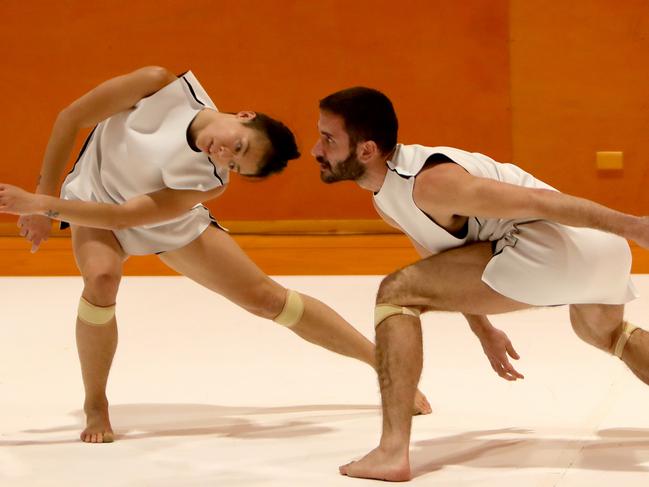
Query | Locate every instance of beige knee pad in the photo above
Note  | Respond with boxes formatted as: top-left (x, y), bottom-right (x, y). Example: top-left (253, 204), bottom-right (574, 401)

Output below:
top-left (613, 321), bottom-right (641, 358)
top-left (273, 289), bottom-right (304, 328)
top-left (374, 304), bottom-right (420, 328)
top-left (78, 297), bottom-right (116, 326)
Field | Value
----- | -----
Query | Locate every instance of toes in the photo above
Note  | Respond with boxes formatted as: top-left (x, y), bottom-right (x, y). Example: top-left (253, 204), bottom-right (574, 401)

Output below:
top-left (103, 432), bottom-right (114, 443)
top-left (339, 462), bottom-right (353, 475)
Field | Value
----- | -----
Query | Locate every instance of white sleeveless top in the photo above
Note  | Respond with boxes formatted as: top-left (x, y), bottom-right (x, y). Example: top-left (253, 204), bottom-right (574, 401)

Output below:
top-left (373, 144), bottom-right (637, 306)
top-left (373, 144), bottom-right (556, 252)
top-left (61, 71), bottom-right (229, 255)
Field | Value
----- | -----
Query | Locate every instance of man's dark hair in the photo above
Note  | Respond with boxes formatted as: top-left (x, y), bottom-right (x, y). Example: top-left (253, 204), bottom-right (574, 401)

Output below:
top-left (319, 87), bottom-right (398, 155)
top-left (244, 113), bottom-right (300, 178)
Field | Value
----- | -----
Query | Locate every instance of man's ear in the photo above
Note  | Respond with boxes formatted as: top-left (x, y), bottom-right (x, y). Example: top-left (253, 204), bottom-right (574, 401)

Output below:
top-left (357, 140), bottom-right (379, 162)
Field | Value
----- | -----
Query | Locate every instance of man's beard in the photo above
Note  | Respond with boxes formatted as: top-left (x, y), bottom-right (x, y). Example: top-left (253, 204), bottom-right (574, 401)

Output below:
top-left (317, 150), bottom-right (366, 183)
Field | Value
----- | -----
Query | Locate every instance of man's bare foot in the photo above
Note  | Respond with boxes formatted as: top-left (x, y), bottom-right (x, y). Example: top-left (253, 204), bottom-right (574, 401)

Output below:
top-left (81, 401), bottom-right (114, 443)
top-left (339, 446), bottom-right (411, 482)
top-left (413, 389), bottom-right (432, 415)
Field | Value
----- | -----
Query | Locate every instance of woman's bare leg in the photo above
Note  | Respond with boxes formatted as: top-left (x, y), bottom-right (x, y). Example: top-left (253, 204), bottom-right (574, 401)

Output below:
top-left (72, 225), bottom-right (127, 443)
top-left (159, 226), bottom-right (432, 415)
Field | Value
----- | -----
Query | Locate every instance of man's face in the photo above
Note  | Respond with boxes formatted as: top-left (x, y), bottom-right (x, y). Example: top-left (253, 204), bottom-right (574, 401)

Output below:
top-left (311, 110), bottom-right (366, 183)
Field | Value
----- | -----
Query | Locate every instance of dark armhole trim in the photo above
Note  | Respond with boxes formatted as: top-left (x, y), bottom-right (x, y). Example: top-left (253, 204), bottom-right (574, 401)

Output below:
top-left (182, 77), bottom-right (205, 106)
top-left (207, 156), bottom-right (224, 185)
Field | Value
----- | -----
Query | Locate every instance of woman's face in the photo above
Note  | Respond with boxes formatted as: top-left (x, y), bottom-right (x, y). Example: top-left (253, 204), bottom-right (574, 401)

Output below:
top-left (195, 111), bottom-right (270, 176)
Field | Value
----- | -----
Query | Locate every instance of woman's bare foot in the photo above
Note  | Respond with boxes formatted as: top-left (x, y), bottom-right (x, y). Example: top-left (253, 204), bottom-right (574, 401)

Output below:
top-left (413, 389), bottom-right (432, 415)
top-left (339, 446), bottom-right (411, 482)
top-left (81, 400), bottom-right (114, 443)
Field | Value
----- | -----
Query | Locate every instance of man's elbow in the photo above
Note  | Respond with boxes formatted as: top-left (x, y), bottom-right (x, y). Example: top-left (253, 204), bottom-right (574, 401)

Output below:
top-left (527, 188), bottom-right (559, 218)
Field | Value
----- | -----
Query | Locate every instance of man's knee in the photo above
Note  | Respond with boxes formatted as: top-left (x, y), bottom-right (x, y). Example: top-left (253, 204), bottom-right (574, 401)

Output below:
top-left (375, 270), bottom-right (423, 328)
top-left (568, 307), bottom-right (613, 351)
top-left (377, 270), bottom-right (410, 305)
top-left (569, 306), bottom-right (636, 355)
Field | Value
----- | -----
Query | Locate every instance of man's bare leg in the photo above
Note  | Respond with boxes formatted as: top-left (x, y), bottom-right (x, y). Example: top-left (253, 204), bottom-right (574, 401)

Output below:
top-left (339, 312), bottom-right (423, 481)
top-left (159, 226), bottom-right (431, 415)
top-left (340, 242), bottom-right (532, 481)
top-left (72, 225), bottom-right (126, 443)
top-left (570, 303), bottom-right (649, 384)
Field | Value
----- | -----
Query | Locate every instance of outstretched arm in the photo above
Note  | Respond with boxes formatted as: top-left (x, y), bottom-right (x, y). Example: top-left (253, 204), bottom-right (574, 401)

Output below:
top-left (412, 162), bottom-right (646, 245)
top-left (20, 66), bottom-right (178, 250)
top-left (0, 184), bottom-right (224, 230)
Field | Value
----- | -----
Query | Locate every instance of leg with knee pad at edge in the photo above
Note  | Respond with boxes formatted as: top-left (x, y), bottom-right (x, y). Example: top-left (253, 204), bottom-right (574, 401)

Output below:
top-left (273, 289), bottom-right (305, 328)
top-left (78, 297), bottom-right (116, 326)
top-left (374, 304), bottom-right (421, 328)
top-left (614, 321), bottom-right (642, 358)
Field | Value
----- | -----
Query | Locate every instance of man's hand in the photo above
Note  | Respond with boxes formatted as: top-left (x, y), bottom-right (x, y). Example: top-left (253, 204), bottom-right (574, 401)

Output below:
top-left (17, 214), bottom-right (52, 253)
top-left (465, 314), bottom-right (524, 382)
top-left (477, 326), bottom-right (524, 381)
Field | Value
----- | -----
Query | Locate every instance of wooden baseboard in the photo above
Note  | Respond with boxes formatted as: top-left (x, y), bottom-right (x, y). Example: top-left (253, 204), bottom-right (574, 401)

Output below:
top-left (0, 220), bottom-right (399, 237)
top-left (0, 234), bottom-right (419, 276)
top-left (1, 221), bottom-right (648, 275)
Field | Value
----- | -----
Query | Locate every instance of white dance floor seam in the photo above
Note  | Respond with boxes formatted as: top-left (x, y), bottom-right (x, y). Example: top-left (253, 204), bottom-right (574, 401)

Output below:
top-left (2, 275), bottom-right (649, 486)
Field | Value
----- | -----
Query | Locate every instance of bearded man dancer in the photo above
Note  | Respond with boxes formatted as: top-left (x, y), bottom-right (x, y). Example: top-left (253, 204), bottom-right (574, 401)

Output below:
top-left (311, 86), bottom-right (649, 481)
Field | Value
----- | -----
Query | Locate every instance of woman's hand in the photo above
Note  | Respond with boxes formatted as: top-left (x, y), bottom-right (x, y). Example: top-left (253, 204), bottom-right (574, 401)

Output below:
top-left (0, 184), bottom-right (41, 215)
top-left (17, 215), bottom-right (52, 253)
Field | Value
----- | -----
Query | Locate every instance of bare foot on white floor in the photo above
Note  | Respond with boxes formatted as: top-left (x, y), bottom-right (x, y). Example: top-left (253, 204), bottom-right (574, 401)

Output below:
top-left (339, 446), bottom-right (411, 482)
top-left (414, 389), bottom-right (432, 415)
top-left (81, 402), bottom-right (114, 443)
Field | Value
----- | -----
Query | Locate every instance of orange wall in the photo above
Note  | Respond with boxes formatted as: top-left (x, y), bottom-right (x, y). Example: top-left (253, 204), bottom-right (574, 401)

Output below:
top-left (510, 0), bottom-right (649, 214)
top-left (0, 0), bottom-right (511, 221)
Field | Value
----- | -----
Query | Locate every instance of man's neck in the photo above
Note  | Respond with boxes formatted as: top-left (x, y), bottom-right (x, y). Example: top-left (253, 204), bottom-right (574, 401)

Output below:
top-left (356, 148), bottom-right (396, 192)
top-left (355, 159), bottom-right (387, 192)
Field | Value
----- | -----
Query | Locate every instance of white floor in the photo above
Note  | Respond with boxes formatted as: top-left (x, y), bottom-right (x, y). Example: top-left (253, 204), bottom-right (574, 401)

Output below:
top-left (2, 275), bottom-right (649, 486)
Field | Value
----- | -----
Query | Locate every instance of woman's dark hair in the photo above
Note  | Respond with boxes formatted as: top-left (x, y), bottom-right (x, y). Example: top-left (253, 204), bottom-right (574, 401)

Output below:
top-left (244, 113), bottom-right (300, 178)
top-left (319, 87), bottom-right (398, 155)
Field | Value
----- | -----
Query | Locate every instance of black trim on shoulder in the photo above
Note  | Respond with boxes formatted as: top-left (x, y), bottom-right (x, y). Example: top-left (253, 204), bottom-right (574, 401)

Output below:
top-left (207, 156), bottom-right (224, 185)
top-left (182, 76), bottom-right (205, 106)
top-left (387, 165), bottom-right (412, 180)
top-left (186, 113), bottom-right (202, 153)
top-left (389, 153), bottom-right (454, 180)
top-left (74, 126), bottom-right (97, 164)
top-left (205, 206), bottom-right (227, 232)
top-left (60, 125), bottom-right (99, 232)
top-left (427, 153), bottom-right (454, 163)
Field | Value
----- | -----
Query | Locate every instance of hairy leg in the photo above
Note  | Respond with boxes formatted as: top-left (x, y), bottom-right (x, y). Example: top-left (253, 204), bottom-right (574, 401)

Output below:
top-left (341, 242), bottom-right (532, 481)
top-left (570, 303), bottom-right (649, 384)
top-left (72, 225), bottom-right (127, 443)
top-left (159, 227), bottom-right (431, 415)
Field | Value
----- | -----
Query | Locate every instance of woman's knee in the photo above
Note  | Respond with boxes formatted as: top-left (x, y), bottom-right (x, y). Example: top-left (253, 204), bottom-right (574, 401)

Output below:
top-left (238, 280), bottom-right (286, 319)
top-left (82, 266), bottom-right (122, 305)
